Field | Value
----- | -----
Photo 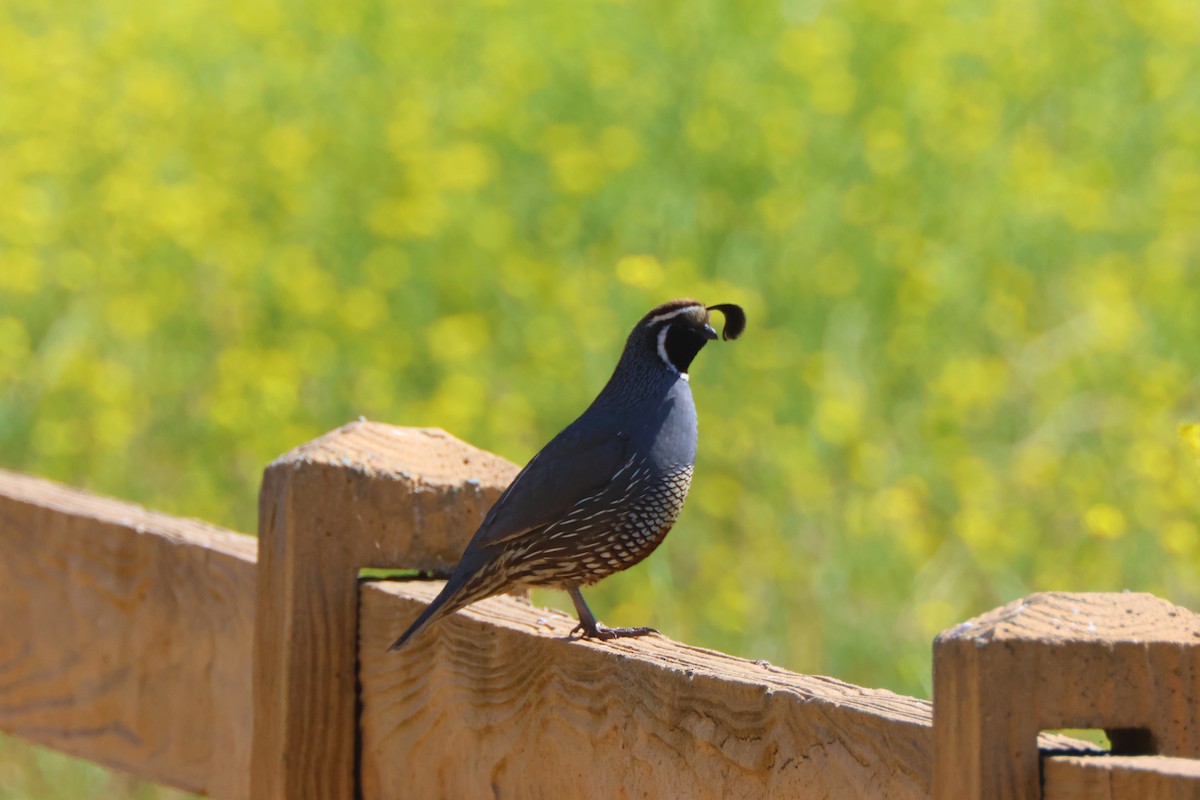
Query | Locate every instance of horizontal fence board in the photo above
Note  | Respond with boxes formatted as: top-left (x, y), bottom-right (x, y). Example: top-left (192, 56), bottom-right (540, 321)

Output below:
top-left (359, 580), bottom-right (935, 800)
top-left (1043, 755), bottom-right (1200, 800)
top-left (0, 470), bottom-right (257, 799)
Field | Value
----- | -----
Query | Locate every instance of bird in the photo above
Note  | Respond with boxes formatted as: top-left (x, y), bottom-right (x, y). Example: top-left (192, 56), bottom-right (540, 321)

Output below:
top-left (389, 298), bottom-right (745, 650)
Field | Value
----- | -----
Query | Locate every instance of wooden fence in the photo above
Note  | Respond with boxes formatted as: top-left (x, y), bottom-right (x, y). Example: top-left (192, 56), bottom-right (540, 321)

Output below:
top-left (1, 420), bottom-right (1197, 799)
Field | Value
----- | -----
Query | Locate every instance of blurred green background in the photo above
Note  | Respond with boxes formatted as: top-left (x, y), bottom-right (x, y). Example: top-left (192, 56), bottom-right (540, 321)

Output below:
top-left (3, 0), bottom-right (1199, 794)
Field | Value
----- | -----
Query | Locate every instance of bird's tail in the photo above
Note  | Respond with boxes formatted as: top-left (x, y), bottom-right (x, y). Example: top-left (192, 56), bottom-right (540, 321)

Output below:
top-left (387, 570), bottom-right (492, 651)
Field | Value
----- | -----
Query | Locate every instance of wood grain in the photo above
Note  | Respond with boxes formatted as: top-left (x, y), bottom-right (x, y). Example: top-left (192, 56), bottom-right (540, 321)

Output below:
top-left (0, 469), bottom-right (257, 798)
top-left (1043, 755), bottom-right (1200, 800)
top-left (360, 580), bottom-right (934, 800)
top-left (933, 591), bottom-right (1200, 800)
top-left (8, 436), bottom-right (1192, 799)
top-left (251, 421), bottom-right (518, 800)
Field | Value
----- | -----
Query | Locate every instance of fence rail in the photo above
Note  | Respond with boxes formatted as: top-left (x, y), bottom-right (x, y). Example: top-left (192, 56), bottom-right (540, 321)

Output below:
top-left (1, 420), bottom-right (1197, 799)
top-left (0, 469), bottom-right (256, 798)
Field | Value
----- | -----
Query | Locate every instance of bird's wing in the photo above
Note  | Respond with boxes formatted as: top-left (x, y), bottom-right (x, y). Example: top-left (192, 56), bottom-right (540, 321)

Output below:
top-left (469, 416), bottom-right (633, 549)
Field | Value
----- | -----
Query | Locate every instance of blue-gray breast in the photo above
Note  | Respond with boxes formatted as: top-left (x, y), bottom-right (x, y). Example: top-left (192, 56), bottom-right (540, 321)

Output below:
top-left (389, 298), bottom-right (745, 650)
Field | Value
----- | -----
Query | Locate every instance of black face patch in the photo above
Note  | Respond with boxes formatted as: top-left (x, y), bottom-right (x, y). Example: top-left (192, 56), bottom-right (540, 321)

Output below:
top-left (663, 323), bottom-right (710, 373)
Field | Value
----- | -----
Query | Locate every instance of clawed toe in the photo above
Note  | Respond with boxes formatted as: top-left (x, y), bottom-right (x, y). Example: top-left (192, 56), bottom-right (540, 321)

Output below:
top-left (606, 625), bottom-right (658, 639)
top-left (569, 622), bottom-right (657, 641)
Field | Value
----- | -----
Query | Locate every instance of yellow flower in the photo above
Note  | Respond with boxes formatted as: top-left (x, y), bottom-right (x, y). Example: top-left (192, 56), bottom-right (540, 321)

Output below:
top-left (1181, 424), bottom-right (1200, 463)
top-left (1084, 504), bottom-right (1127, 540)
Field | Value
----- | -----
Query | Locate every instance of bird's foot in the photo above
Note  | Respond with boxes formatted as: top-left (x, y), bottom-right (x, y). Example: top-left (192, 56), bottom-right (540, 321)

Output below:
top-left (569, 621), bottom-right (658, 641)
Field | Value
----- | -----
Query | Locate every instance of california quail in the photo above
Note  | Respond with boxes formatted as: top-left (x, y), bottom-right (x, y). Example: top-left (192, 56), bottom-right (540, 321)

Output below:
top-left (389, 298), bottom-right (745, 650)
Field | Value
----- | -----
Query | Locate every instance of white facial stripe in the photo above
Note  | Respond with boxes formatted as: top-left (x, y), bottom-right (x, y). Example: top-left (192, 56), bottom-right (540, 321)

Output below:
top-left (646, 305), bottom-right (703, 327)
top-left (656, 325), bottom-right (677, 372)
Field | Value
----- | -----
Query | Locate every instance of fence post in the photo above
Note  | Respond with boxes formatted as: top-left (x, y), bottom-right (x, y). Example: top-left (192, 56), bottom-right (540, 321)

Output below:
top-left (932, 591), bottom-right (1200, 800)
top-left (250, 421), bottom-right (517, 799)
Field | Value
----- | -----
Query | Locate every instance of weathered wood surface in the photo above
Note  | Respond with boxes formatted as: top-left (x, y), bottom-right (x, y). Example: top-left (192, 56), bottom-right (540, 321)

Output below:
top-left (933, 591), bottom-right (1200, 800)
top-left (1043, 755), bottom-right (1200, 800)
top-left (5, 426), bottom-right (1194, 800)
top-left (360, 580), bottom-right (934, 800)
top-left (252, 421), bottom-right (519, 799)
top-left (0, 469), bottom-right (257, 799)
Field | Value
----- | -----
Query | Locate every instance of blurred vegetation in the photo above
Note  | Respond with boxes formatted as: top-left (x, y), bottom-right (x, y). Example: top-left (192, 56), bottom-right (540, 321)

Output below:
top-left (2, 0), bottom-right (1199, 794)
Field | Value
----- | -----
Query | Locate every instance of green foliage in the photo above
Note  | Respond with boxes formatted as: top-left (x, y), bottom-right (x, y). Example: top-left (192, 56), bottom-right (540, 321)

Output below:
top-left (2, 0), bottom-right (1199, 793)
top-left (0, 733), bottom-right (192, 799)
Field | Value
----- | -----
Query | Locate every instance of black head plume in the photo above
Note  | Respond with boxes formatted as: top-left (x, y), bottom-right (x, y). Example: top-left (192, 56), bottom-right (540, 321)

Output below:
top-left (617, 298), bottom-right (747, 379)
top-left (706, 303), bottom-right (746, 341)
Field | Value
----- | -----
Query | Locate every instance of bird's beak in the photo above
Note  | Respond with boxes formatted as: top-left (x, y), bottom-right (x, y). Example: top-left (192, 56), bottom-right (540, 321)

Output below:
top-left (702, 324), bottom-right (719, 340)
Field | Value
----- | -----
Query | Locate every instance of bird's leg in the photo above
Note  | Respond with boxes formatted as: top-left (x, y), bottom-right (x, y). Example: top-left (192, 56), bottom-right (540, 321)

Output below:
top-left (567, 587), bottom-right (657, 640)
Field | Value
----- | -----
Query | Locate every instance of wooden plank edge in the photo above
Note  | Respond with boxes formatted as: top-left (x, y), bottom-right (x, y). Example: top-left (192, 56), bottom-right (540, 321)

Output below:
top-left (0, 468), bottom-right (257, 562)
top-left (362, 579), bottom-right (932, 724)
top-left (1044, 755), bottom-right (1200, 800)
